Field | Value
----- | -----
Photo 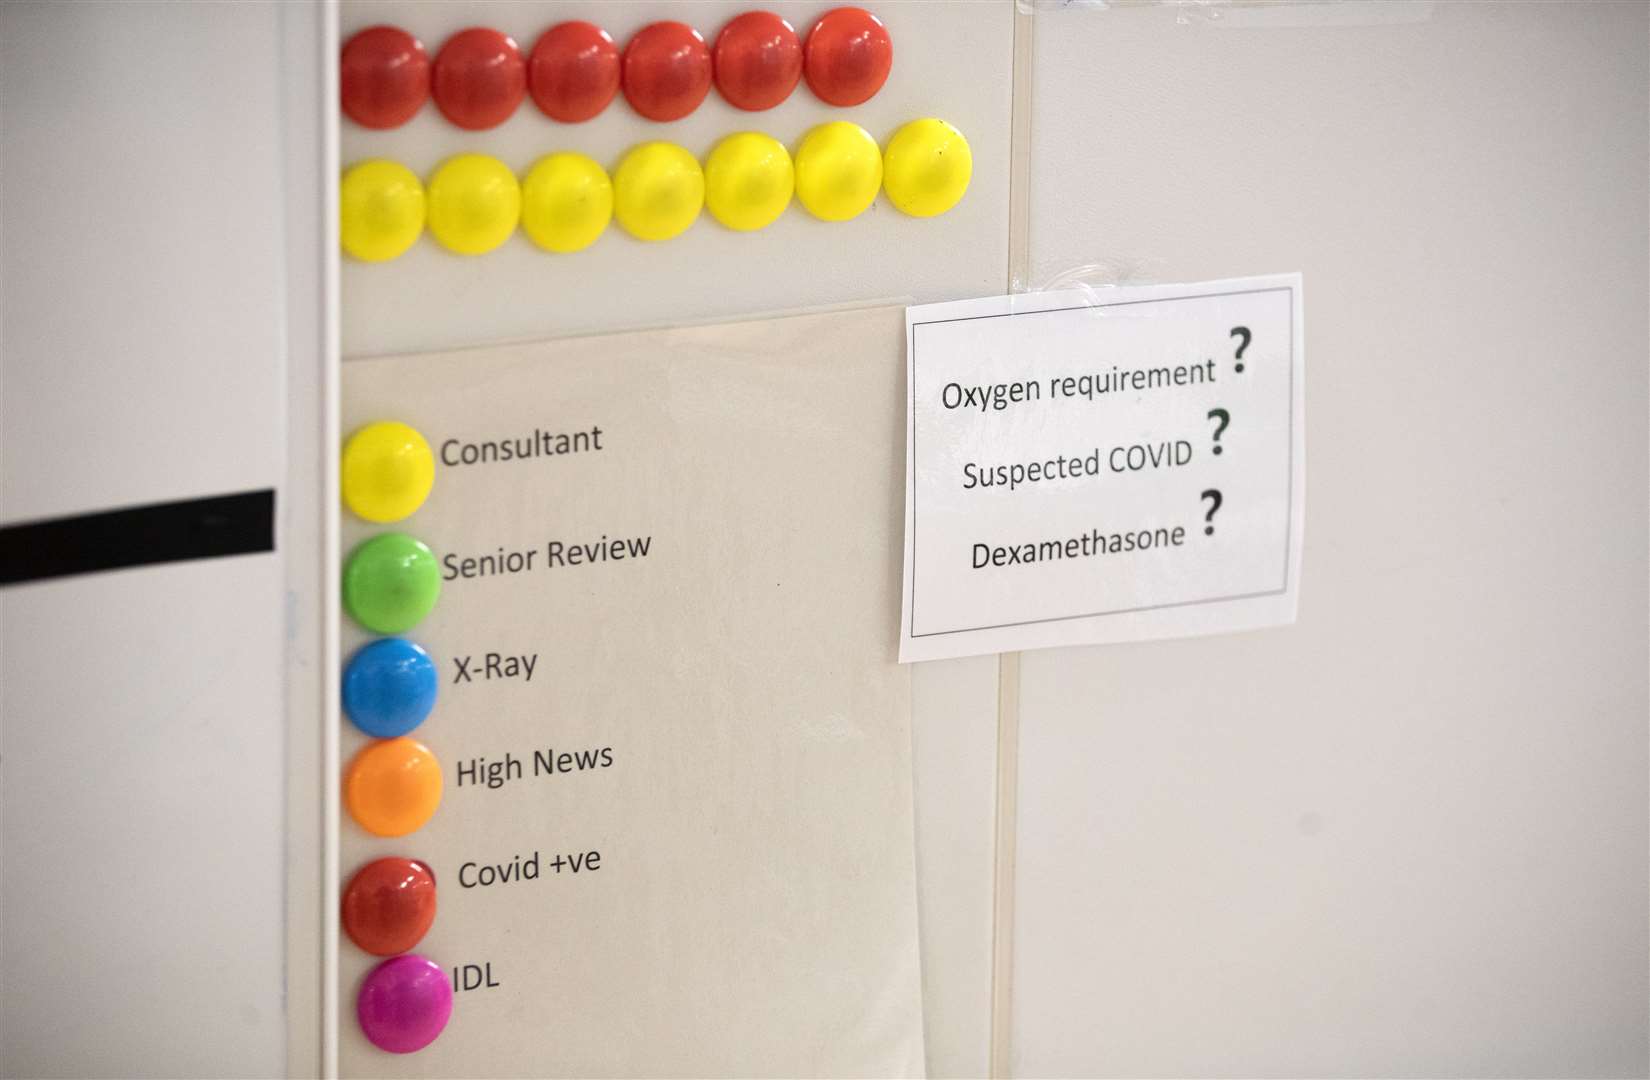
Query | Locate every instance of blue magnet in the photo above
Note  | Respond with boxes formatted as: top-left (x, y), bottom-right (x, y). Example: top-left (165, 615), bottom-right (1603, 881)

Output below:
top-left (343, 638), bottom-right (438, 738)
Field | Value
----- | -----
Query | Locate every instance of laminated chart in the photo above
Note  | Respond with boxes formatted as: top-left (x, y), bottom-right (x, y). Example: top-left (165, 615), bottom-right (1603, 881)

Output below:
top-left (337, 305), bottom-right (924, 1077)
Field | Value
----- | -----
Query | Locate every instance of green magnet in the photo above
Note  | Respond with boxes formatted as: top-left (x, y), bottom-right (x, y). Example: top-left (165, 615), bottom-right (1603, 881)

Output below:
top-left (344, 532), bottom-right (441, 634)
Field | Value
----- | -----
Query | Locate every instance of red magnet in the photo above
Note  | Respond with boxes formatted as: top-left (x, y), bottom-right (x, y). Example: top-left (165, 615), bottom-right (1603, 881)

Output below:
top-left (342, 857), bottom-right (438, 957)
top-left (341, 26), bottom-right (429, 129)
top-left (528, 21), bottom-right (620, 123)
top-left (432, 27), bottom-right (526, 130)
top-left (713, 11), bottom-right (802, 112)
top-left (803, 7), bottom-right (892, 107)
top-left (622, 22), bottom-right (713, 122)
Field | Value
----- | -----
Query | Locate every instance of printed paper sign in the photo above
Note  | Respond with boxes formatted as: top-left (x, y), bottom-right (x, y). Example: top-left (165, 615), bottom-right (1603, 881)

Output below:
top-left (899, 274), bottom-right (1304, 663)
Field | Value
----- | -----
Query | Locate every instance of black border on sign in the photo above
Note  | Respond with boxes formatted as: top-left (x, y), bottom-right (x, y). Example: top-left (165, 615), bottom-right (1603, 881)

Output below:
top-left (909, 286), bottom-right (1294, 639)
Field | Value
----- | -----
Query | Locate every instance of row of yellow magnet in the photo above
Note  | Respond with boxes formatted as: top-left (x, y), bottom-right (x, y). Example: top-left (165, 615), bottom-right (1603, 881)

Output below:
top-left (341, 118), bottom-right (970, 261)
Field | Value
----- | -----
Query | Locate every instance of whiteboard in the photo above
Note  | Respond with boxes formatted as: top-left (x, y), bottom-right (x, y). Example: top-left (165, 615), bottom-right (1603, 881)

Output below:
top-left (337, 2), bottom-right (1013, 1073)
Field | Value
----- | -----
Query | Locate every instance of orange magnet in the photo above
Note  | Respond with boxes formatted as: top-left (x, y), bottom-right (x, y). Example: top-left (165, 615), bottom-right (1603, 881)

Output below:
top-left (345, 737), bottom-right (443, 837)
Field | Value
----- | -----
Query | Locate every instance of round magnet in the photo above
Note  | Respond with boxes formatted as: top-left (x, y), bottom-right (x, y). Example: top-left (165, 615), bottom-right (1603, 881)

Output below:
top-left (343, 533), bottom-right (441, 635)
top-left (704, 132), bottom-right (793, 232)
top-left (521, 152), bottom-right (612, 253)
top-left (343, 638), bottom-right (438, 739)
top-left (621, 22), bottom-right (712, 122)
top-left (357, 953), bottom-right (453, 1053)
top-left (342, 420), bottom-right (435, 523)
top-left (713, 11), bottom-right (802, 112)
top-left (803, 7), bottom-right (892, 107)
top-left (612, 142), bottom-right (704, 241)
top-left (340, 160), bottom-right (425, 263)
top-left (426, 153), bottom-right (520, 255)
top-left (343, 857), bottom-right (438, 956)
top-left (793, 121), bottom-right (881, 222)
top-left (432, 27), bottom-right (525, 130)
top-left (527, 21), bottom-right (620, 122)
top-left (882, 118), bottom-right (972, 217)
top-left (345, 736), bottom-right (443, 838)
top-left (341, 26), bottom-right (429, 129)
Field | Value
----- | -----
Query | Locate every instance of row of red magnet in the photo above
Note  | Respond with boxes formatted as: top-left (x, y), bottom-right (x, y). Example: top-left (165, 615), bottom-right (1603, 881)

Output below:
top-left (343, 8), bottom-right (892, 130)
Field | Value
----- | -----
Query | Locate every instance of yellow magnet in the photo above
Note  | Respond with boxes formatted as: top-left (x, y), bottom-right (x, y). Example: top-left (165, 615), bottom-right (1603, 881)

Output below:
top-left (341, 421), bottom-right (435, 523)
top-left (612, 141), bottom-right (704, 242)
top-left (521, 152), bottom-right (612, 254)
top-left (883, 118), bottom-right (972, 218)
top-left (345, 736), bottom-right (443, 837)
top-left (703, 132), bottom-right (794, 232)
top-left (793, 121), bottom-right (881, 223)
top-left (341, 160), bottom-right (425, 262)
top-left (426, 153), bottom-right (521, 255)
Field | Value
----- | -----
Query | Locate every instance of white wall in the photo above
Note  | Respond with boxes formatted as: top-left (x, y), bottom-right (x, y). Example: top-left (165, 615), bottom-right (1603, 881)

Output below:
top-left (0, 3), bottom-right (322, 1075)
top-left (1012, 4), bottom-right (1649, 1076)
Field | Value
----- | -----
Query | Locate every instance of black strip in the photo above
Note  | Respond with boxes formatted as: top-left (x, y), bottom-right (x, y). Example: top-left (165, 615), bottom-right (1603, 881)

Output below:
top-left (0, 489), bottom-right (275, 585)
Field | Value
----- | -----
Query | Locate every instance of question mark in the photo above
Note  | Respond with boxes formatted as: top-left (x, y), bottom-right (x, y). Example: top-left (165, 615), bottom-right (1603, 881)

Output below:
top-left (1230, 327), bottom-right (1251, 373)
top-left (1206, 408), bottom-right (1230, 455)
top-left (1200, 489), bottom-right (1223, 535)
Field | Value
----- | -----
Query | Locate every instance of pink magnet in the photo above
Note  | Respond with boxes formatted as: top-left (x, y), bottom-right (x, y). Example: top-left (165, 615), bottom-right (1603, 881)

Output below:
top-left (357, 954), bottom-right (453, 1053)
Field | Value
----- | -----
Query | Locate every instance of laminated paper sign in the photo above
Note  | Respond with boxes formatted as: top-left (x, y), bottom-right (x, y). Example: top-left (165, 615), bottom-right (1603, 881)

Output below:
top-left (340, 306), bottom-right (924, 1078)
top-left (900, 275), bottom-right (1305, 662)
